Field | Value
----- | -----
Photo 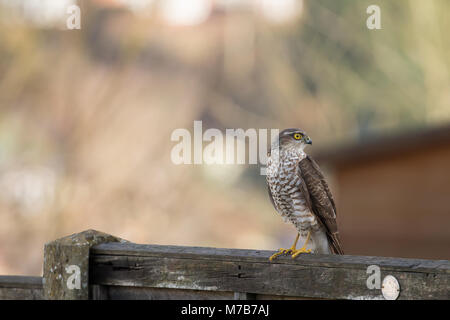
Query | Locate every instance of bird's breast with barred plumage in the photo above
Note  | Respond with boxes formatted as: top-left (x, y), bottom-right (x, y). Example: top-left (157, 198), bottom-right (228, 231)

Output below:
top-left (266, 150), bottom-right (320, 235)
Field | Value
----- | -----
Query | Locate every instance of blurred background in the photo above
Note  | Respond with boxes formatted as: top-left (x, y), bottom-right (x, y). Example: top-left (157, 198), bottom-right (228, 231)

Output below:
top-left (0, 0), bottom-right (449, 276)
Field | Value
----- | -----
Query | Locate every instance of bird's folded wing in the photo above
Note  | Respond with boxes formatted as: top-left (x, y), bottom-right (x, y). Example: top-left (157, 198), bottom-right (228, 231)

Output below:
top-left (298, 155), bottom-right (344, 254)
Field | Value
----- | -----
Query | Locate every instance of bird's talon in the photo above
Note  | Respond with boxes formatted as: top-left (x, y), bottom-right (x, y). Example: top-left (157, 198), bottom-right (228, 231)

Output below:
top-left (291, 247), bottom-right (311, 258)
top-left (269, 248), bottom-right (292, 261)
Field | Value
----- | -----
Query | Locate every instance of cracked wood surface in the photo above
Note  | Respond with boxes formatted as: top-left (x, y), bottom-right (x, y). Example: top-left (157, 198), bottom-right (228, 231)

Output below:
top-left (90, 242), bottom-right (450, 300)
top-left (0, 236), bottom-right (448, 299)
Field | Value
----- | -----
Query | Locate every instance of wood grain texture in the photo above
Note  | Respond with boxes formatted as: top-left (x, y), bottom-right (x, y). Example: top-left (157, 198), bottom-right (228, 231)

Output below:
top-left (0, 276), bottom-right (43, 300)
top-left (90, 242), bottom-right (450, 300)
top-left (103, 286), bottom-right (234, 300)
top-left (94, 286), bottom-right (308, 300)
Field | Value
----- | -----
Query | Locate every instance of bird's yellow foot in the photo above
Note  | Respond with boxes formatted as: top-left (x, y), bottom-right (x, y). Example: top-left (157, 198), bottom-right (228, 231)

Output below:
top-left (269, 248), bottom-right (293, 261)
top-left (291, 246), bottom-right (311, 258)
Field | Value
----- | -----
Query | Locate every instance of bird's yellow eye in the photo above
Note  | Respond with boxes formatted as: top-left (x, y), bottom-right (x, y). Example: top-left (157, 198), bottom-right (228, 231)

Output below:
top-left (293, 133), bottom-right (302, 140)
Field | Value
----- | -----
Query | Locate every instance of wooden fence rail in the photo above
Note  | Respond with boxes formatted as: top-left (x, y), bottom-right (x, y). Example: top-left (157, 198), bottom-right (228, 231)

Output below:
top-left (0, 230), bottom-right (449, 300)
top-left (0, 276), bottom-right (43, 300)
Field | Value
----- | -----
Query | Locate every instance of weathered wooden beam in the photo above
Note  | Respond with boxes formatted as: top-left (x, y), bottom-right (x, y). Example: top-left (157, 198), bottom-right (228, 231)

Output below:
top-left (2, 230), bottom-right (448, 300)
top-left (90, 242), bottom-right (450, 300)
top-left (0, 276), bottom-right (43, 300)
top-left (234, 292), bottom-right (256, 300)
top-left (43, 229), bottom-right (127, 299)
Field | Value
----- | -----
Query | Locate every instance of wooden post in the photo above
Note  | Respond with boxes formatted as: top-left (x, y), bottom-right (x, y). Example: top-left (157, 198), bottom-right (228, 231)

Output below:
top-left (43, 229), bottom-right (127, 300)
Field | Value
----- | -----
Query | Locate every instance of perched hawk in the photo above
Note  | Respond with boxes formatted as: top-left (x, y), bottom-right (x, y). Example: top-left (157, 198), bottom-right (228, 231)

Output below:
top-left (266, 128), bottom-right (344, 260)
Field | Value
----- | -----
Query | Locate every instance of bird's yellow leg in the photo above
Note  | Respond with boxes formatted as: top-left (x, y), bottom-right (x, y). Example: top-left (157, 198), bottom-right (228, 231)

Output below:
top-left (269, 233), bottom-right (300, 261)
top-left (291, 231), bottom-right (312, 258)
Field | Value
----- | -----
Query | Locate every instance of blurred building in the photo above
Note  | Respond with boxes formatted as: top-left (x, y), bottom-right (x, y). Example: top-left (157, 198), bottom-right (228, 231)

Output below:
top-left (316, 125), bottom-right (450, 260)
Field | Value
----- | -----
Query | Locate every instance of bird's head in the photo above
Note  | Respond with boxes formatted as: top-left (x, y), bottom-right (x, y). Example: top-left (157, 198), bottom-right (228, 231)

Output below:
top-left (278, 128), bottom-right (312, 152)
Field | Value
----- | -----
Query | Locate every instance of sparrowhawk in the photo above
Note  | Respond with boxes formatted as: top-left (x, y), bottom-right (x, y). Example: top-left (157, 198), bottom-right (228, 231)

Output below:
top-left (266, 128), bottom-right (344, 260)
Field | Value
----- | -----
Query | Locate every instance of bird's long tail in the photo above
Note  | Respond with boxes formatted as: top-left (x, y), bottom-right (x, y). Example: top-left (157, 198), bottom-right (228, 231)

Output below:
top-left (328, 232), bottom-right (344, 255)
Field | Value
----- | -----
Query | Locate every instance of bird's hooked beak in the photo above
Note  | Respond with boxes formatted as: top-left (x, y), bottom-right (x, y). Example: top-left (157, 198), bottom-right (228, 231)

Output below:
top-left (304, 136), bottom-right (312, 145)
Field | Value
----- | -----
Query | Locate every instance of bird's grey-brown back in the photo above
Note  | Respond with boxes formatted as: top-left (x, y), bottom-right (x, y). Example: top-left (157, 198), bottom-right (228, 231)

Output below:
top-left (266, 128), bottom-right (343, 255)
